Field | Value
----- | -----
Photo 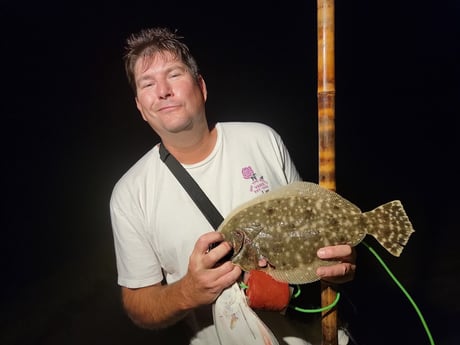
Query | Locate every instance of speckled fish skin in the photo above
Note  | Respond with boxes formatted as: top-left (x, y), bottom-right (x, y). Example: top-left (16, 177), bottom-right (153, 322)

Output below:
top-left (217, 181), bottom-right (415, 284)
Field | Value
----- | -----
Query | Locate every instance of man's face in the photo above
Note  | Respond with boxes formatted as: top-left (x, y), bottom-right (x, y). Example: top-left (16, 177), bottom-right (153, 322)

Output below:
top-left (134, 51), bottom-right (207, 136)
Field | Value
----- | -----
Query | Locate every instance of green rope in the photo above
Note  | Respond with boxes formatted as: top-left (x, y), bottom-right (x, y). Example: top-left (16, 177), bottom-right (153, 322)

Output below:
top-left (361, 240), bottom-right (435, 345)
top-left (291, 289), bottom-right (341, 313)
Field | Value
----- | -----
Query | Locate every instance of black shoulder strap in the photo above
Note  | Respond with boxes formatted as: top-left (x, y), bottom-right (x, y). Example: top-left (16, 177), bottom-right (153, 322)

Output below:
top-left (159, 143), bottom-right (224, 229)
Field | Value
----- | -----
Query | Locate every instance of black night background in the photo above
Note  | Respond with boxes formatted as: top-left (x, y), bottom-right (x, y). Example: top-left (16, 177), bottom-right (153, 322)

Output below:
top-left (1, 1), bottom-right (458, 344)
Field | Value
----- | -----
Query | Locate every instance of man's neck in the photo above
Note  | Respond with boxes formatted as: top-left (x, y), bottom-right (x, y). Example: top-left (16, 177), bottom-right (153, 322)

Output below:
top-left (161, 126), bottom-right (217, 164)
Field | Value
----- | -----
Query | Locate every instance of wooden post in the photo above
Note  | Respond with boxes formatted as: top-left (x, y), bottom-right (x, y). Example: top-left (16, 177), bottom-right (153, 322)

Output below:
top-left (317, 0), bottom-right (338, 344)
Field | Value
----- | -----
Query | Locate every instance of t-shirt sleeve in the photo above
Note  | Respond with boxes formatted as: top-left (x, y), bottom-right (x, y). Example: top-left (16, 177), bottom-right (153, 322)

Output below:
top-left (110, 186), bottom-right (164, 288)
top-left (267, 125), bottom-right (303, 183)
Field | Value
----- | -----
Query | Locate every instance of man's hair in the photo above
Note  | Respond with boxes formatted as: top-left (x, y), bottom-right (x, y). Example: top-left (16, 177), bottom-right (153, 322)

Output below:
top-left (123, 27), bottom-right (200, 95)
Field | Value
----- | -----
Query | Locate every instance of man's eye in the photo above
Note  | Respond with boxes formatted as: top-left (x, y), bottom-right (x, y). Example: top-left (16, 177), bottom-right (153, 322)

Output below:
top-left (169, 70), bottom-right (183, 78)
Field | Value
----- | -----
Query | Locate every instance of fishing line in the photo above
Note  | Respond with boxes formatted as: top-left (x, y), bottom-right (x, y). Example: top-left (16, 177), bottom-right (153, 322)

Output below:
top-left (361, 240), bottom-right (435, 345)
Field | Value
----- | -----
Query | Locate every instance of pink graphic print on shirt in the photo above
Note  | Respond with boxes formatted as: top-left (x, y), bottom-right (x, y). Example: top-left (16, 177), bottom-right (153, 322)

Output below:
top-left (242, 166), bottom-right (270, 194)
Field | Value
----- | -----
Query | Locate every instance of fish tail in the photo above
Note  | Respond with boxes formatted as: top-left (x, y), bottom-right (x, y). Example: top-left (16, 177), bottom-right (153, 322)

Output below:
top-left (363, 200), bottom-right (415, 256)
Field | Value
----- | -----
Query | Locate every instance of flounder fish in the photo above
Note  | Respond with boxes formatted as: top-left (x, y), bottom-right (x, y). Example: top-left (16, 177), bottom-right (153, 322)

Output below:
top-left (217, 181), bottom-right (415, 284)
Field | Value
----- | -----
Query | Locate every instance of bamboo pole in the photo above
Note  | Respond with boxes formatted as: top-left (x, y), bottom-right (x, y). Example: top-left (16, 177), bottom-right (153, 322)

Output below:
top-left (317, 0), bottom-right (338, 344)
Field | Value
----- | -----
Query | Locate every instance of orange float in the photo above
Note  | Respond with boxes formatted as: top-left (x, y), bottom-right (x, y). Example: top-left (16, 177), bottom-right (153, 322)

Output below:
top-left (245, 270), bottom-right (290, 311)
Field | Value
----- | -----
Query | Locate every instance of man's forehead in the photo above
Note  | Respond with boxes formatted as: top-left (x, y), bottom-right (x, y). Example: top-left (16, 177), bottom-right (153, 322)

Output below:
top-left (136, 51), bottom-right (182, 72)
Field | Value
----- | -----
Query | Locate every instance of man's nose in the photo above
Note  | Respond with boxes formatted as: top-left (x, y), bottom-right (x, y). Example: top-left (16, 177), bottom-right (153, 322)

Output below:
top-left (157, 80), bottom-right (173, 99)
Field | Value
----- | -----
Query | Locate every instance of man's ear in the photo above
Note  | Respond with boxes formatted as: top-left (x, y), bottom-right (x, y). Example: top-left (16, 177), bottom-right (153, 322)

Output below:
top-left (198, 75), bottom-right (207, 101)
top-left (135, 97), bottom-right (148, 121)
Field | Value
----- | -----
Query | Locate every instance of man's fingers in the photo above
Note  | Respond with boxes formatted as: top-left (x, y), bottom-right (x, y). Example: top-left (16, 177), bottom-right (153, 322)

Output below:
top-left (195, 232), bottom-right (225, 253)
top-left (316, 262), bottom-right (356, 284)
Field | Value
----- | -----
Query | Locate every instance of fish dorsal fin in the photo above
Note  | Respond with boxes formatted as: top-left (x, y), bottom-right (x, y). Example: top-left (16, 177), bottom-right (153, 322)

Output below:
top-left (221, 182), bottom-right (327, 229)
top-left (218, 181), bottom-right (360, 233)
top-left (216, 183), bottom-right (303, 232)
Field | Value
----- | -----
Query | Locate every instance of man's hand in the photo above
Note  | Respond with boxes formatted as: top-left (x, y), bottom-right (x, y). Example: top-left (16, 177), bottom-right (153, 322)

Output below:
top-left (121, 231), bottom-right (241, 330)
top-left (181, 231), bottom-right (242, 307)
top-left (316, 244), bottom-right (356, 284)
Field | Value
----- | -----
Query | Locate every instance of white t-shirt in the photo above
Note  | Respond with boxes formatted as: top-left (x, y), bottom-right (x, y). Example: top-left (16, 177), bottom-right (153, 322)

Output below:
top-left (110, 122), bottom-right (326, 344)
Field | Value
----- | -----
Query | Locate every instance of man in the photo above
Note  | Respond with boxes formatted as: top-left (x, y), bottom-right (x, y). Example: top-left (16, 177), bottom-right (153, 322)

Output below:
top-left (110, 27), bottom-right (356, 344)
